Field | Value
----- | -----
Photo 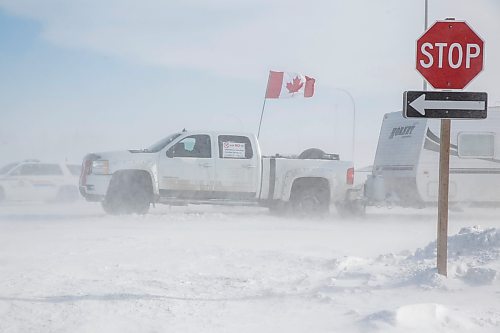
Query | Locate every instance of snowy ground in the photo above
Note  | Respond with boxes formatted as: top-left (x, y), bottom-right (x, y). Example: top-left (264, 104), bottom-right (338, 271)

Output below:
top-left (0, 201), bottom-right (499, 333)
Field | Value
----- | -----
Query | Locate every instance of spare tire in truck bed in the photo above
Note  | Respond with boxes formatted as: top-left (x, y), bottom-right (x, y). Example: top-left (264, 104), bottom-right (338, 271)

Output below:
top-left (298, 148), bottom-right (325, 159)
top-left (298, 148), bottom-right (339, 160)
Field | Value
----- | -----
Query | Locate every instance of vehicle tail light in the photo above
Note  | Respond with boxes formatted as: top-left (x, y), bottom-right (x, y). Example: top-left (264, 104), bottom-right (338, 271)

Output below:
top-left (346, 167), bottom-right (354, 185)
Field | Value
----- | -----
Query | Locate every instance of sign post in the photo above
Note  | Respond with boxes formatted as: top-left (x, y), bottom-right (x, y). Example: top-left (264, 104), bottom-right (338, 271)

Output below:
top-left (410, 19), bottom-right (486, 276)
top-left (437, 119), bottom-right (450, 276)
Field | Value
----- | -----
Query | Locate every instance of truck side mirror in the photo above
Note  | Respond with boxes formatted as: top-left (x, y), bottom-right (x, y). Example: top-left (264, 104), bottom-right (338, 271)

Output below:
top-left (166, 148), bottom-right (174, 158)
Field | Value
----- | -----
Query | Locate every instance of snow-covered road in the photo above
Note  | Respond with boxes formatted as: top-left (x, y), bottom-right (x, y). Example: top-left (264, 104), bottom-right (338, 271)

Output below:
top-left (1, 202), bottom-right (499, 332)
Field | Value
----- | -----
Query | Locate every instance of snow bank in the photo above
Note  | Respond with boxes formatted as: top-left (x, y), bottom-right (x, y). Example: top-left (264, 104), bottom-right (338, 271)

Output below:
top-left (319, 227), bottom-right (500, 291)
top-left (362, 303), bottom-right (476, 333)
top-left (408, 226), bottom-right (499, 286)
top-left (414, 226), bottom-right (500, 261)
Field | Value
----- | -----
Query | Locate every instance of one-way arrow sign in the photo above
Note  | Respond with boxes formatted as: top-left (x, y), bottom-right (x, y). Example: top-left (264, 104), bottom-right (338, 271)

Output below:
top-left (403, 91), bottom-right (488, 119)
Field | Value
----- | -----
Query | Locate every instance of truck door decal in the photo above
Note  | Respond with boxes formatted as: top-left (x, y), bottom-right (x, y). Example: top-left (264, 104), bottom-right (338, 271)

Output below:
top-left (222, 142), bottom-right (246, 159)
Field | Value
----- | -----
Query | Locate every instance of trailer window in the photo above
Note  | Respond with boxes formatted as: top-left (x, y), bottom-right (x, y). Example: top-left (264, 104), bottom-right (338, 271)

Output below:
top-left (458, 132), bottom-right (495, 158)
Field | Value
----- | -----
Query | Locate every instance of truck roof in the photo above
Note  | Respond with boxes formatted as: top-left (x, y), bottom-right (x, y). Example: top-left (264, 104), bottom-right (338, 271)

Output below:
top-left (179, 130), bottom-right (257, 138)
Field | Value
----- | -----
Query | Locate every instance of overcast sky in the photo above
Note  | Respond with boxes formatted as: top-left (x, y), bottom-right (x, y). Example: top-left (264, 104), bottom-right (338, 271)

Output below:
top-left (0, 0), bottom-right (499, 167)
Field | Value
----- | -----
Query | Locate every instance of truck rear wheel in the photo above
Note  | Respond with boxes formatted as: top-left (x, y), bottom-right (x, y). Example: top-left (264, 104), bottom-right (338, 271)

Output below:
top-left (102, 171), bottom-right (153, 215)
top-left (290, 179), bottom-right (330, 217)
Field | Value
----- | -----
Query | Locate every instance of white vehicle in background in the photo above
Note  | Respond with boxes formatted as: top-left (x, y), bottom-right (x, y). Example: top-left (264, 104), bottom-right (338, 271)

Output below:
top-left (0, 160), bottom-right (81, 203)
top-left (79, 130), bottom-right (361, 215)
top-left (364, 108), bottom-right (500, 208)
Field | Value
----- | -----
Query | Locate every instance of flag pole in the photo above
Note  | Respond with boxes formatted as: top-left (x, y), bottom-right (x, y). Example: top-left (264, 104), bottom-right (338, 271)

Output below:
top-left (257, 98), bottom-right (267, 139)
top-left (257, 71), bottom-right (271, 139)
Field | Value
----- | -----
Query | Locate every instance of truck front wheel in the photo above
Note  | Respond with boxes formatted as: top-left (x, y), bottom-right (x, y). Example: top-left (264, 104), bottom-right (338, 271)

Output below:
top-left (102, 171), bottom-right (153, 215)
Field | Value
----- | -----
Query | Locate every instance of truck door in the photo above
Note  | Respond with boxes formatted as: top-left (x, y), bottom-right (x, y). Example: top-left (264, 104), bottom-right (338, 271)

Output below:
top-left (213, 135), bottom-right (259, 200)
top-left (158, 134), bottom-right (215, 199)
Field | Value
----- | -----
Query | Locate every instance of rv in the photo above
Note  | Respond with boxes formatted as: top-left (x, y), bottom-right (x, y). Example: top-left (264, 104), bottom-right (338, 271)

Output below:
top-left (365, 107), bottom-right (500, 208)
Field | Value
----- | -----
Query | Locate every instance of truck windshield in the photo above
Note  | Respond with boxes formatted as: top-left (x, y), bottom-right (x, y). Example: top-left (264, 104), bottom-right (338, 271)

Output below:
top-left (146, 133), bottom-right (181, 153)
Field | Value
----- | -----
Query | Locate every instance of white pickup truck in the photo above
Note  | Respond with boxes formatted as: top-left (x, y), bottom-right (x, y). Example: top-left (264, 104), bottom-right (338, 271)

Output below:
top-left (79, 131), bottom-right (360, 215)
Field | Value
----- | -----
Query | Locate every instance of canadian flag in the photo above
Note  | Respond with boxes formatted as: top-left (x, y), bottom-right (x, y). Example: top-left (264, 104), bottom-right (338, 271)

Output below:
top-left (265, 70), bottom-right (315, 98)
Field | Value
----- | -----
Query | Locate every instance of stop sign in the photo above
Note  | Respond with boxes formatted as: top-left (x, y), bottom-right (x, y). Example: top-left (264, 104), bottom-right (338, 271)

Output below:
top-left (416, 21), bottom-right (484, 89)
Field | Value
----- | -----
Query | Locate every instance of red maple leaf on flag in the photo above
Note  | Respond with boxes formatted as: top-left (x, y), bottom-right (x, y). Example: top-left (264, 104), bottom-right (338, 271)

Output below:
top-left (286, 76), bottom-right (303, 94)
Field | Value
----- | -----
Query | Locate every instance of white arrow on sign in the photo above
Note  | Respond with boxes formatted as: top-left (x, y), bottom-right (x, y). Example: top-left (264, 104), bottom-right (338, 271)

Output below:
top-left (410, 94), bottom-right (486, 116)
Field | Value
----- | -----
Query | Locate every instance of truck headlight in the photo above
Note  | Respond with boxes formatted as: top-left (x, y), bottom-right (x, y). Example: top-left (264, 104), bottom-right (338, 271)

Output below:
top-left (91, 160), bottom-right (109, 175)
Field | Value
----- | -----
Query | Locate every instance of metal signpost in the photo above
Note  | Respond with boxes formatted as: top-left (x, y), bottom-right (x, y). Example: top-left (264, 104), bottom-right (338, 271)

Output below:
top-left (408, 19), bottom-right (486, 276)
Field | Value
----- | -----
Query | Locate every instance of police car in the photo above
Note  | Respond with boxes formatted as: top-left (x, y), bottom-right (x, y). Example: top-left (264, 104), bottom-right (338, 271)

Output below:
top-left (0, 160), bottom-right (81, 203)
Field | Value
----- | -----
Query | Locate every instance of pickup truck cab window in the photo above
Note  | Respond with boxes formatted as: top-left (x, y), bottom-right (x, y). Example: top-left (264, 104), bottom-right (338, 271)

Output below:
top-left (218, 135), bottom-right (253, 159)
top-left (169, 135), bottom-right (211, 158)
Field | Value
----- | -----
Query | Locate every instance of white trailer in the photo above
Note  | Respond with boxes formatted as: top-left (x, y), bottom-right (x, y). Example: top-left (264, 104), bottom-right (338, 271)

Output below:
top-left (365, 107), bottom-right (500, 208)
